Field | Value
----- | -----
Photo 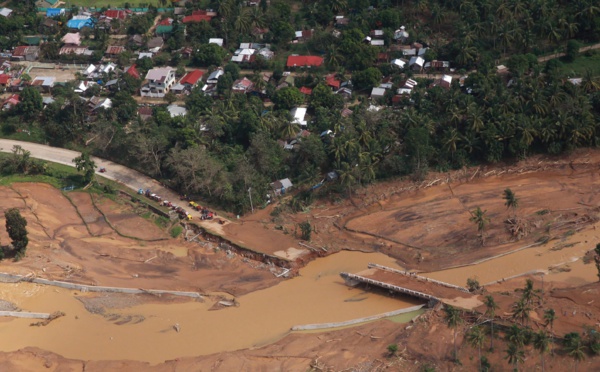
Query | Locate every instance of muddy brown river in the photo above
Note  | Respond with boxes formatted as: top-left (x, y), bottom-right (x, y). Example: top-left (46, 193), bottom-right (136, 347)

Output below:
top-left (1, 219), bottom-right (598, 364)
top-left (0, 251), bottom-right (421, 364)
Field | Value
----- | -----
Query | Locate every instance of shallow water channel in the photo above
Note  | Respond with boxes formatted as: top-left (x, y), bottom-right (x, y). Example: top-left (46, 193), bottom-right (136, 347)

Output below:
top-left (0, 251), bottom-right (421, 364)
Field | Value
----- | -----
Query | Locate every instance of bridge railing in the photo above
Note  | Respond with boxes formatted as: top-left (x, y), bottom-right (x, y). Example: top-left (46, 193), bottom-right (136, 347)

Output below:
top-left (367, 263), bottom-right (471, 293)
top-left (340, 272), bottom-right (440, 304)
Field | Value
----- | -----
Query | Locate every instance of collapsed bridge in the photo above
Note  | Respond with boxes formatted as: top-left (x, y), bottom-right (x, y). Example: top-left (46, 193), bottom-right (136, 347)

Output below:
top-left (341, 264), bottom-right (478, 308)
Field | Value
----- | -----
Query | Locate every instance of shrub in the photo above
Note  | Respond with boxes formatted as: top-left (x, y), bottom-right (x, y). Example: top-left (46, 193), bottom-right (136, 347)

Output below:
top-left (170, 225), bottom-right (183, 238)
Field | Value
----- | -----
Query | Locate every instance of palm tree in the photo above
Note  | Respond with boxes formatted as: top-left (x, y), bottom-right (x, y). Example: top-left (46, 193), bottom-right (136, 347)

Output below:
top-left (503, 188), bottom-right (519, 218)
top-left (470, 206), bottom-right (490, 246)
top-left (512, 299), bottom-right (531, 326)
top-left (444, 305), bottom-right (463, 362)
top-left (506, 324), bottom-right (526, 348)
top-left (505, 342), bottom-right (525, 371)
top-left (279, 122), bottom-right (300, 140)
top-left (234, 9), bottom-right (252, 35)
top-left (466, 326), bottom-right (486, 370)
top-left (533, 330), bottom-right (550, 372)
top-left (484, 295), bottom-right (499, 350)
top-left (564, 332), bottom-right (586, 372)
top-left (544, 308), bottom-right (557, 354)
top-left (329, 0), bottom-right (347, 14)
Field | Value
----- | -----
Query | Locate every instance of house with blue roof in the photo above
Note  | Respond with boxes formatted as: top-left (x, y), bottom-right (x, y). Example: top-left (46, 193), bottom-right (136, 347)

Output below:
top-left (46, 8), bottom-right (65, 17)
top-left (67, 16), bottom-right (95, 30)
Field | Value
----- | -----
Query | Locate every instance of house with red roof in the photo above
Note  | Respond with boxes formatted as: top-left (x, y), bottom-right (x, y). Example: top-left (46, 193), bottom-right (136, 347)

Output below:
top-left (124, 65), bottom-right (140, 79)
top-left (286, 55), bottom-right (324, 68)
top-left (180, 70), bottom-right (204, 87)
top-left (0, 74), bottom-right (11, 86)
top-left (325, 74), bottom-right (341, 89)
top-left (105, 46), bottom-right (125, 57)
top-left (11, 46), bottom-right (39, 62)
top-left (2, 94), bottom-right (19, 111)
top-left (104, 9), bottom-right (130, 20)
top-left (182, 14), bottom-right (212, 23)
top-left (299, 86), bottom-right (312, 95)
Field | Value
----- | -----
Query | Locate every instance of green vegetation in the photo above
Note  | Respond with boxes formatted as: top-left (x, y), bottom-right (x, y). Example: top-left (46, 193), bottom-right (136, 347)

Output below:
top-left (4, 208), bottom-right (29, 260)
top-left (299, 221), bottom-right (311, 241)
top-left (560, 51), bottom-right (600, 76)
top-left (0, 0), bottom-right (597, 218)
top-left (386, 343), bottom-right (398, 356)
top-left (170, 224), bottom-right (183, 238)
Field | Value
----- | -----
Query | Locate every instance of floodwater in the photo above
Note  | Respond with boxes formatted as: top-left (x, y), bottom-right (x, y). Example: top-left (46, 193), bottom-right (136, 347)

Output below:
top-left (2, 221), bottom-right (599, 364)
top-left (0, 251), bottom-right (421, 364)
top-left (423, 221), bottom-right (600, 287)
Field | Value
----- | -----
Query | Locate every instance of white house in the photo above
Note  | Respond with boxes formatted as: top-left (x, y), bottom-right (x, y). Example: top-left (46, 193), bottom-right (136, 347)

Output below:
top-left (409, 56), bottom-right (425, 71)
top-left (206, 68), bottom-right (224, 84)
top-left (141, 67), bottom-right (176, 97)
top-left (271, 178), bottom-right (293, 196)
top-left (290, 107), bottom-right (307, 127)
top-left (391, 58), bottom-right (407, 69)
top-left (167, 104), bottom-right (187, 117)
top-left (208, 38), bottom-right (224, 47)
top-left (370, 87), bottom-right (386, 99)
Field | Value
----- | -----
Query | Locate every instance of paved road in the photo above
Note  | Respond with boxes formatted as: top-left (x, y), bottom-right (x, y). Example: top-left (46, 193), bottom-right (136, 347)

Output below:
top-left (0, 139), bottom-right (212, 222)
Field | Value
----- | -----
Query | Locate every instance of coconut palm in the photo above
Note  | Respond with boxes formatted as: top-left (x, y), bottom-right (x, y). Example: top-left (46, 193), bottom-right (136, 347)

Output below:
top-left (505, 342), bottom-right (525, 371)
top-left (544, 308), bottom-right (557, 354)
top-left (470, 206), bottom-right (490, 246)
top-left (484, 295), bottom-right (499, 350)
top-left (444, 305), bottom-right (463, 362)
top-left (506, 324), bottom-right (526, 348)
top-left (564, 332), bottom-right (586, 372)
top-left (512, 299), bottom-right (531, 326)
top-left (466, 326), bottom-right (486, 371)
top-left (503, 188), bottom-right (519, 218)
top-left (533, 330), bottom-right (550, 372)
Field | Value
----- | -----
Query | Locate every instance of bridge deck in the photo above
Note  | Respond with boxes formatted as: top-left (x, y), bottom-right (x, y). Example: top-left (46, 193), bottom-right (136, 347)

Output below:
top-left (341, 264), bottom-right (475, 306)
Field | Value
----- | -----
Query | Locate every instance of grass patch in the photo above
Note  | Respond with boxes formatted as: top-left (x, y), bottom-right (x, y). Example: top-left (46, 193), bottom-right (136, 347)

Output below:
top-left (559, 50), bottom-right (600, 77)
top-left (170, 224), bottom-right (183, 238)
top-left (154, 215), bottom-right (170, 229)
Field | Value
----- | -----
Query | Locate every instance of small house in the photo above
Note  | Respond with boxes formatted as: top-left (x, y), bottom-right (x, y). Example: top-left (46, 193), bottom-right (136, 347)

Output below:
top-left (105, 46), bottom-right (125, 57)
top-left (409, 56), bottom-right (425, 71)
top-left (31, 76), bottom-right (55, 93)
top-left (0, 8), bottom-right (13, 18)
top-left (46, 8), bottom-right (65, 17)
top-left (290, 107), bottom-right (307, 127)
top-left (67, 16), bottom-right (95, 30)
top-left (206, 68), bottom-right (224, 84)
top-left (431, 75), bottom-right (452, 89)
top-left (370, 87), bottom-right (386, 99)
top-left (167, 104), bottom-right (187, 118)
top-left (11, 46), bottom-right (39, 62)
top-left (209, 38), bottom-right (224, 47)
top-left (271, 178), bottom-right (293, 196)
top-left (286, 55), bottom-right (324, 68)
top-left (232, 77), bottom-right (254, 93)
top-left (61, 33), bottom-right (81, 46)
top-left (391, 58), bottom-right (407, 69)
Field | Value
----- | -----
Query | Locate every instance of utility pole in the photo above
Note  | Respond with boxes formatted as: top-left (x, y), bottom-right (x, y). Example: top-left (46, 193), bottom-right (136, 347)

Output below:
top-left (248, 187), bottom-right (254, 214)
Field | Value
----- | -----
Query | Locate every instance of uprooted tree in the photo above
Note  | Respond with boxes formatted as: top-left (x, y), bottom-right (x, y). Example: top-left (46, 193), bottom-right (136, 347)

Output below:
top-left (5, 208), bottom-right (28, 260)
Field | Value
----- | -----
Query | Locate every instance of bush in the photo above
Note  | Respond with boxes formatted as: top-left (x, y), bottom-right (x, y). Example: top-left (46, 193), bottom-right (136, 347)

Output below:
top-left (299, 221), bottom-right (311, 241)
top-left (170, 225), bottom-right (183, 238)
top-left (387, 343), bottom-right (398, 356)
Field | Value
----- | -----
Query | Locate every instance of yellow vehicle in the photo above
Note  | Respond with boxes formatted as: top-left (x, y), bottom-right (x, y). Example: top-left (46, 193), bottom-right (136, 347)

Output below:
top-left (186, 213), bottom-right (193, 220)
top-left (189, 201), bottom-right (198, 208)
